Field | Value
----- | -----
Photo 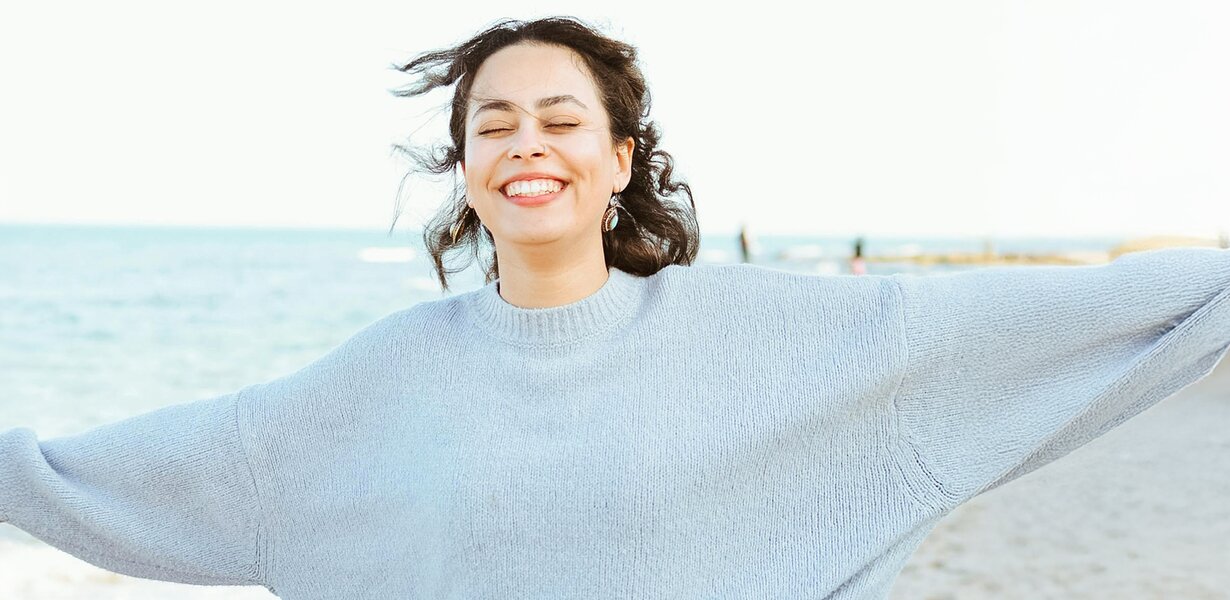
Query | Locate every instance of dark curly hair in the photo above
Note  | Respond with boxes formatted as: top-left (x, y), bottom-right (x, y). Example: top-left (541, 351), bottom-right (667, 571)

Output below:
top-left (388, 16), bottom-right (700, 292)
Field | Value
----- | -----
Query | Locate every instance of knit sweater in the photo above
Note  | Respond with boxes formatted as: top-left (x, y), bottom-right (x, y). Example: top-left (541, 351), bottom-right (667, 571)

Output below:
top-left (2, 247), bottom-right (1228, 599)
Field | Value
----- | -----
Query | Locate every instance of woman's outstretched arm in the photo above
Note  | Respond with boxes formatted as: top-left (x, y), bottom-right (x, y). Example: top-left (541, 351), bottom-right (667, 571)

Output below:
top-left (890, 247), bottom-right (1230, 512)
top-left (0, 387), bottom-right (268, 587)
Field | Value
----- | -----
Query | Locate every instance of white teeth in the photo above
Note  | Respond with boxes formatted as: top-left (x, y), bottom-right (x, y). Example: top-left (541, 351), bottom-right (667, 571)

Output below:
top-left (504, 179), bottom-right (564, 197)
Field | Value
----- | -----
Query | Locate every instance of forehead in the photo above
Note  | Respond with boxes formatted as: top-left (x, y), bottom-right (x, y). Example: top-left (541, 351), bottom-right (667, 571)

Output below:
top-left (468, 43), bottom-right (600, 114)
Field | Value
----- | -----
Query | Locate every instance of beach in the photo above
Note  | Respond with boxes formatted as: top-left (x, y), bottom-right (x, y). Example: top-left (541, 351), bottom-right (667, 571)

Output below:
top-left (890, 354), bottom-right (1230, 599)
top-left (2, 225), bottom-right (1226, 598)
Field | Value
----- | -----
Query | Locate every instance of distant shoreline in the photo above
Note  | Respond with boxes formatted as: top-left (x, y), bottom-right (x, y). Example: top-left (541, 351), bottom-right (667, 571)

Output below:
top-left (2, 221), bottom-right (1222, 244)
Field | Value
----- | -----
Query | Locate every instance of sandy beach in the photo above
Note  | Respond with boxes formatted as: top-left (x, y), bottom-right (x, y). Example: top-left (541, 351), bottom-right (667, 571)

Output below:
top-left (3, 358), bottom-right (1228, 599)
top-left (891, 355), bottom-right (1230, 599)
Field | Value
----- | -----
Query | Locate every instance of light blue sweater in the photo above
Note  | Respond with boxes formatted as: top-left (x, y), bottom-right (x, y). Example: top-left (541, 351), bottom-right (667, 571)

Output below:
top-left (2, 247), bottom-right (1228, 599)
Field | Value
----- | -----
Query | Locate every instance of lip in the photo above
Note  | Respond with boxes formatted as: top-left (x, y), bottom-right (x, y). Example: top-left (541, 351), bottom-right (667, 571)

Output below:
top-left (502, 182), bottom-right (568, 207)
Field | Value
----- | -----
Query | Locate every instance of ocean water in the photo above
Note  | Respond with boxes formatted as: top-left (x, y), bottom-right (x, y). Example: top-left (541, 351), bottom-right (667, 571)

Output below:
top-left (0, 224), bottom-right (1129, 434)
top-left (0, 223), bottom-right (1127, 550)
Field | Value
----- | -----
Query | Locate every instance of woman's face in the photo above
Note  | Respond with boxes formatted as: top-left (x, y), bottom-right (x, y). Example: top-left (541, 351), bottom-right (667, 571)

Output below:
top-left (461, 42), bottom-right (633, 251)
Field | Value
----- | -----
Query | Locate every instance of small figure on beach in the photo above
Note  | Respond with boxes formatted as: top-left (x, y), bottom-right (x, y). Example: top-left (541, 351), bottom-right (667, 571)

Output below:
top-left (850, 235), bottom-right (867, 275)
top-left (738, 221), bottom-right (753, 263)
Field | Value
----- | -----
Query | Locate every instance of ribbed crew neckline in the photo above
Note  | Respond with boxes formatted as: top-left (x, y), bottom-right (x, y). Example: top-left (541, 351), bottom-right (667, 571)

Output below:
top-left (466, 266), bottom-right (644, 346)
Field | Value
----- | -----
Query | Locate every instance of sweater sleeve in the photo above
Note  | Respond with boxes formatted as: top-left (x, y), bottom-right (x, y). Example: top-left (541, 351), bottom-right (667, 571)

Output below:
top-left (889, 247), bottom-right (1230, 510)
top-left (0, 387), bottom-right (266, 586)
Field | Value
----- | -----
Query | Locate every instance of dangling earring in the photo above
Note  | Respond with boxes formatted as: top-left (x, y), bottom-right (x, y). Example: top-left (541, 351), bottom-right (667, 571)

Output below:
top-left (450, 206), bottom-right (471, 244)
top-left (602, 193), bottom-right (623, 232)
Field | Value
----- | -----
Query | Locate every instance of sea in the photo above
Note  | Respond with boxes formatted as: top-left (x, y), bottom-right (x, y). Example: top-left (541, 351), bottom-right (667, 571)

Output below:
top-left (0, 223), bottom-right (1127, 552)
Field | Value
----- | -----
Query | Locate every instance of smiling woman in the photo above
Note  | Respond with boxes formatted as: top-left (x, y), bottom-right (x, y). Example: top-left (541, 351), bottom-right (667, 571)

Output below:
top-left (388, 17), bottom-right (701, 304)
top-left (4, 13), bottom-right (1230, 600)
top-left (459, 41), bottom-right (638, 294)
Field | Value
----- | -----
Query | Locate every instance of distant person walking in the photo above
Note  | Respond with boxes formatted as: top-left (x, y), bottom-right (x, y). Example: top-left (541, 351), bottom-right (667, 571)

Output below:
top-left (850, 236), bottom-right (867, 275)
top-left (738, 222), bottom-right (753, 263)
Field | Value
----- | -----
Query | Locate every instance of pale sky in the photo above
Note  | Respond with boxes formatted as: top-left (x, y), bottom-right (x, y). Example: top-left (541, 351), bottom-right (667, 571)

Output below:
top-left (1, 0), bottom-right (1227, 238)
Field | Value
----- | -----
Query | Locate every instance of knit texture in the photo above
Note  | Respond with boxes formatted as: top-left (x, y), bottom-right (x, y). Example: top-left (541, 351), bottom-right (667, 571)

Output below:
top-left (2, 247), bottom-right (1228, 598)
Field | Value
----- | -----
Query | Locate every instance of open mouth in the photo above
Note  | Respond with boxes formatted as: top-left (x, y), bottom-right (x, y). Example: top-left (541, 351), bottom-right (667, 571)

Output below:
top-left (501, 182), bottom-right (568, 205)
top-left (501, 178), bottom-right (566, 196)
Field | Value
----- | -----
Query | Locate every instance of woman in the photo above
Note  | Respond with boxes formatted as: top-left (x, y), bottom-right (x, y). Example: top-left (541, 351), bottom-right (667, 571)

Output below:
top-left (2, 16), bottom-right (1228, 599)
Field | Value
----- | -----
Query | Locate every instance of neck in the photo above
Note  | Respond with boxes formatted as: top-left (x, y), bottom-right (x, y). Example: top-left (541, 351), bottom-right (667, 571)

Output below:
top-left (493, 245), bottom-right (611, 309)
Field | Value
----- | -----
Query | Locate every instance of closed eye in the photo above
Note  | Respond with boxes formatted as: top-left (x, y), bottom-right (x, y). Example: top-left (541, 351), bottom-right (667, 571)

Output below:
top-left (478, 123), bottom-right (580, 136)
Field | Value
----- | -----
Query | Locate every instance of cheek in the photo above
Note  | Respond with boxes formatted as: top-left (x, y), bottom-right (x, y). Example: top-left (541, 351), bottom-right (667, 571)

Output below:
top-left (463, 148), bottom-right (497, 186)
top-left (565, 144), bottom-right (612, 181)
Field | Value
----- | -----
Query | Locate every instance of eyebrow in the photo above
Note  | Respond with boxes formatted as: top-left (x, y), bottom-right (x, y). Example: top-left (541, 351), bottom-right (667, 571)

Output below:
top-left (470, 95), bottom-right (589, 122)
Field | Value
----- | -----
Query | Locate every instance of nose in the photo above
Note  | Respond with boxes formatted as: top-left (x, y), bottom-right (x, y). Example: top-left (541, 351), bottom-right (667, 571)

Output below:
top-left (507, 123), bottom-right (548, 160)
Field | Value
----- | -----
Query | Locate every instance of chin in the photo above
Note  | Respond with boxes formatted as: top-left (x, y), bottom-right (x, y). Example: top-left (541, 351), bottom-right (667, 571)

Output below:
top-left (502, 224), bottom-right (589, 246)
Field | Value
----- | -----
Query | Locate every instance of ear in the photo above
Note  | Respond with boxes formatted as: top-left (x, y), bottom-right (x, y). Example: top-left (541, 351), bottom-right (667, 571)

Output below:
top-left (613, 137), bottom-right (634, 193)
top-left (459, 160), bottom-right (465, 176)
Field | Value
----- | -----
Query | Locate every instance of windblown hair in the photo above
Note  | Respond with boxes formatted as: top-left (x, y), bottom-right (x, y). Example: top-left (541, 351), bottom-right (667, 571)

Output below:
top-left (389, 16), bottom-right (700, 292)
